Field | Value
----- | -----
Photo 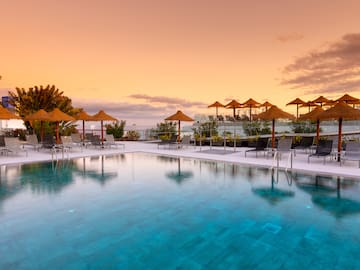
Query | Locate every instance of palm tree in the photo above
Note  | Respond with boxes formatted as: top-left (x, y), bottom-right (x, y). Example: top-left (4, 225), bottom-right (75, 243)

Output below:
top-left (9, 84), bottom-right (79, 133)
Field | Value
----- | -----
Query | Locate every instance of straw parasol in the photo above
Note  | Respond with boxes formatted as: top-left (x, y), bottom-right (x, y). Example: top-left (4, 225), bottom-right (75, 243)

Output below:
top-left (242, 98), bottom-right (260, 121)
top-left (208, 101), bottom-right (225, 117)
top-left (312, 96), bottom-right (329, 107)
top-left (48, 108), bottom-right (75, 144)
top-left (286, 98), bottom-right (305, 119)
top-left (300, 101), bottom-right (318, 112)
top-left (75, 110), bottom-right (94, 144)
top-left (92, 110), bottom-right (118, 145)
top-left (165, 110), bottom-right (194, 143)
top-left (323, 99), bottom-right (337, 107)
top-left (225, 99), bottom-right (242, 117)
top-left (336, 93), bottom-right (359, 104)
top-left (317, 102), bottom-right (360, 161)
top-left (255, 106), bottom-right (295, 148)
top-left (25, 109), bottom-right (51, 141)
top-left (261, 101), bottom-right (273, 111)
top-left (298, 106), bottom-right (324, 143)
top-left (0, 105), bottom-right (21, 120)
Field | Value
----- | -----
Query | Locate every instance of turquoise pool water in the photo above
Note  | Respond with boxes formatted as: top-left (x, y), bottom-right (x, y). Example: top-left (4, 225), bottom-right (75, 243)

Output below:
top-left (0, 153), bottom-right (360, 269)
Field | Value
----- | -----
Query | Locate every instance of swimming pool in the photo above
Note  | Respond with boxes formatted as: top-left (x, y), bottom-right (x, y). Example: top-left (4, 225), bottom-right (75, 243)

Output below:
top-left (1, 153), bottom-right (359, 269)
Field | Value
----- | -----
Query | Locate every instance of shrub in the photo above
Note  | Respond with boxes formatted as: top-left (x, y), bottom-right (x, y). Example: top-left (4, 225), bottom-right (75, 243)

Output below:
top-left (106, 121), bottom-right (126, 139)
top-left (126, 130), bottom-right (140, 141)
top-left (151, 121), bottom-right (176, 139)
top-left (242, 120), bottom-right (271, 136)
top-left (192, 120), bottom-right (218, 138)
top-left (291, 120), bottom-right (318, 133)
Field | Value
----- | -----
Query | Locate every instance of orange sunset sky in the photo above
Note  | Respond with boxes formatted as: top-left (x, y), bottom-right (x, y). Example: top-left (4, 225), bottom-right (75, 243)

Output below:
top-left (1, 0), bottom-right (360, 126)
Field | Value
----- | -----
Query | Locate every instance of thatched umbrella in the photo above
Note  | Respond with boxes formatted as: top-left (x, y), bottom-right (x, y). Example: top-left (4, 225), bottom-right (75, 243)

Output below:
top-left (165, 110), bottom-right (194, 143)
top-left (317, 102), bottom-right (360, 161)
top-left (286, 98), bottom-right (305, 119)
top-left (336, 93), bottom-right (359, 104)
top-left (261, 101), bottom-right (273, 111)
top-left (312, 96), bottom-right (329, 107)
top-left (300, 101), bottom-right (318, 112)
top-left (75, 110), bottom-right (94, 144)
top-left (298, 106), bottom-right (324, 143)
top-left (25, 109), bottom-right (51, 141)
top-left (242, 98), bottom-right (260, 121)
top-left (92, 110), bottom-right (117, 145)
top-left (0, 106), bottom-right (21, 120)
top-left (225, 99), bottom-right (242, 118)
top-left (323, 100), bottom-right (337, 107)
top-left (47, 108), bottom-right (75, 144)
top-left (208, 101), bottom-right (225, 117)
top-left (255, 106), bottom-right (295, 148)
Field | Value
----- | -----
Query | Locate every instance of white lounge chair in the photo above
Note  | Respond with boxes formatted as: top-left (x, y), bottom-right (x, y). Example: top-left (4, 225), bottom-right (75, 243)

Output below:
top-left (71, 133), bottom-right (86, 147)
top-left (104, 134), bottom-right (125, 149)
top-left (25, 134), bottom-right (42, 151)
top-left (4, 137), bottom-right (28, 156)
top-left (168, 135), bottom-right (193, 149)
top-left (341, 141), bottom-right (360, 168)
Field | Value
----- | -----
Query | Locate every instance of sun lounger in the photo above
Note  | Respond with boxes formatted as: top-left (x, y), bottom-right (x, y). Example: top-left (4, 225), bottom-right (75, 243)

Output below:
top-left (60, 136), bottom-right (76, 152)
top-left (245, 138), bottom-right (268, 158)
top-left (25, 134), bottom-right (42, 151)
top-left (157, 135), bottom-right (177, 149)
top-left (4, 137), bottom-right (28, 156)
top-left (71, 133), bottom-right (86, 147)
top-left (87, 134), bottom-right (102, 148)
top-left (308, 140), bottom-right (333, 164)
top-left (0, 135), bottom-right (10, 155)
top-left (168, 135), bottom-right (193, 149)
top-left (294, 136), bottom-right (314, 155)
top-left (104, 134), bottom-right (125, 149)
top-left (265, 138), bottom-right (292, 159)
top-left (341, 141), bottom-right (360, 168)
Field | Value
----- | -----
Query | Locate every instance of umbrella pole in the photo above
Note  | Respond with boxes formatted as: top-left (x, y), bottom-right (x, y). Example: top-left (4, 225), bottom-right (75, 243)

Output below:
top-left (296, 104), bottom-right (299, 119)
top-left (82, 120), bottom-right (85, 145)
top-left (178, 120), bottom-right (181, 143)
top-left (101, 120), bottom-right (104, 145)
top-left (249, 107), bottom-right (252, 122)
top-left (233, 108), bottom-right (236, 118)
top-left (56, 122), bottom-right (60, 144)
top-left (216, 107), bottom-right (218, 117)
top-left (316, 120), bottom-right (320, 144)
top-left (337, 118), bottom-right (342, 162)
top-left (272, 119), bottom-right (275, 149)
top-left (40, 121), bottom-right (44, 142)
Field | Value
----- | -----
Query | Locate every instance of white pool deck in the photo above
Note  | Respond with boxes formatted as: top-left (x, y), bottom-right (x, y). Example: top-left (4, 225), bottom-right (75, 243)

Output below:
top-left (1, 141), bottom-right (360, 179)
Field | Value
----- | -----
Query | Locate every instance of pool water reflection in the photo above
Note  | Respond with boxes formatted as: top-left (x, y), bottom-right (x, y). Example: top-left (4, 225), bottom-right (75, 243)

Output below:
top-left (0, 153), bottom-right (360, 269)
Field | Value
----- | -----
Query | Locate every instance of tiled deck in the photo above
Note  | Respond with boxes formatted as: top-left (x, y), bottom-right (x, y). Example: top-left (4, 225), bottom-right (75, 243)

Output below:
top-left (1, 141), bottom-right (359, 179)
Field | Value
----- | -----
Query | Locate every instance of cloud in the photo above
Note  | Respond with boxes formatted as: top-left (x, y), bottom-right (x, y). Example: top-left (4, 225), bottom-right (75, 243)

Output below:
top-left (72, 99), bottom-right (200, 127)
top-left (128, 94), bottom-right (207, 107)
top-left (281, 33), bottom-right (360, 94)
top-left (74, 99), bottom-right (173, 119)
top-left (277, 32), bottom-right (304, 43)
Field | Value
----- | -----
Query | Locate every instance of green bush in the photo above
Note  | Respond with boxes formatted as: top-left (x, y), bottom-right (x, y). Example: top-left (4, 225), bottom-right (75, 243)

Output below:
top-left (151, 121), bottom-right (176, 139)
top-left (192, 120), bottom-right (218, 138)
top-left (242, 120), bottom-right (271, 136)
top-left (126, 130), bottom-right (140, 141)
top-left (291, 120), bottom-right (318, 133)
top-left (106, 121), bottom-right (126, 139)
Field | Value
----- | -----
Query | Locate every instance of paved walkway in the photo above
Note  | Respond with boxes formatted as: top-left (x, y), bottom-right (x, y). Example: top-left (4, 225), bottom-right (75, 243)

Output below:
top-left (1, 141), bottom-right (359, 178)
